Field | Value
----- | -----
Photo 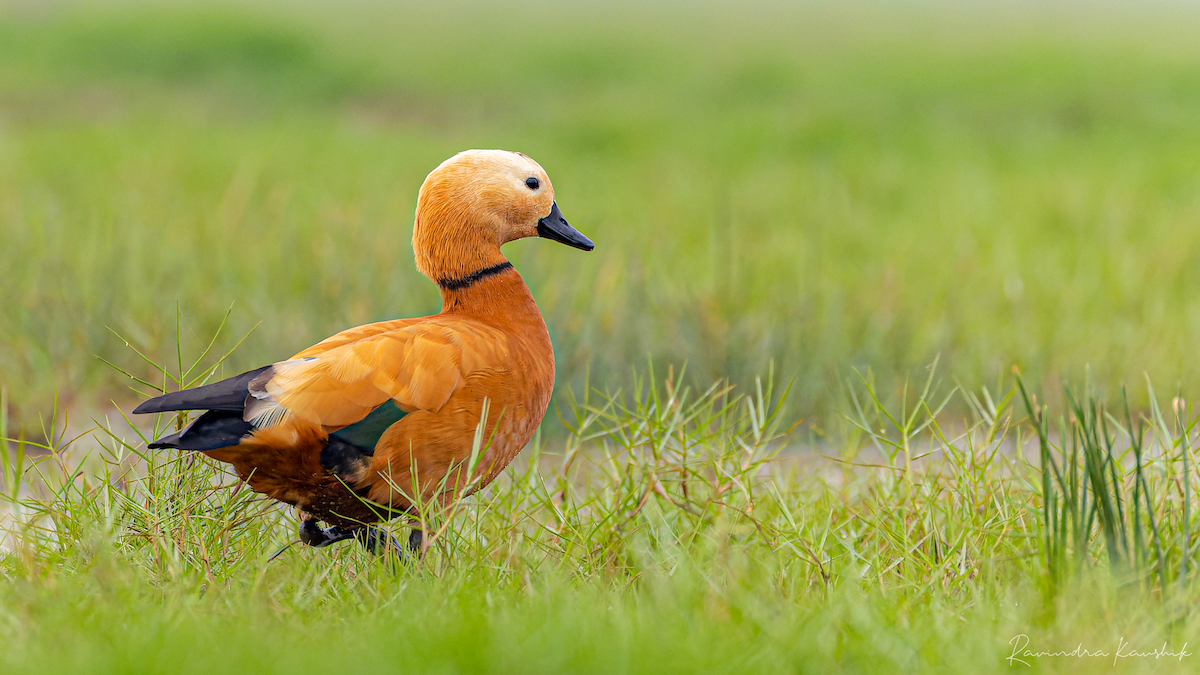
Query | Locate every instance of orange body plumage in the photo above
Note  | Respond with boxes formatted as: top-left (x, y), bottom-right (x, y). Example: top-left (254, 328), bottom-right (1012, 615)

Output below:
top-left (134, 149), bottom-right (593, 549)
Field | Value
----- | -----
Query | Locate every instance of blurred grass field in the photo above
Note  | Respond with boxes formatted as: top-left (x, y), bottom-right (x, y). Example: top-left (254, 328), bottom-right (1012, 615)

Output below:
top-left (4, 0), bottom-right (1200, 428)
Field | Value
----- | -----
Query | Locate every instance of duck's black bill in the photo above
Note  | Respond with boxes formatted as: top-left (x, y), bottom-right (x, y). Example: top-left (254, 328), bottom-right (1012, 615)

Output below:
top-left (537, 202), bottom-right (594, 251)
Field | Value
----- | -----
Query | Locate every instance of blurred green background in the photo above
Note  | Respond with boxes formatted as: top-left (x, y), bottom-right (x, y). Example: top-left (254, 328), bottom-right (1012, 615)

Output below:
top-left (2, 0), bottom-right (1200, 428)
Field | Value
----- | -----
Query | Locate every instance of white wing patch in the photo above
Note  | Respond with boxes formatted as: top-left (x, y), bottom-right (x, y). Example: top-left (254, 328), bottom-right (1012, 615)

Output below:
top-left (242, 359), bottom-right (313, 428)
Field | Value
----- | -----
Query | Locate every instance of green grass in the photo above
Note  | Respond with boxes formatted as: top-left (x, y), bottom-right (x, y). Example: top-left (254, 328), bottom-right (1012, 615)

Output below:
top-left (5, 336), bottom-right (1200, 673)
top-left (4, 0), bottom-right (1200, 425)
top-left (5, 0), bottom-right (1200, 671)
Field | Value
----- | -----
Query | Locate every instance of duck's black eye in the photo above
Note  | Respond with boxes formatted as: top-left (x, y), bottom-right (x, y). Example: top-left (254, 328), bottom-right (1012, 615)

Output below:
top-left (525, 177), bottom-right (540, 190)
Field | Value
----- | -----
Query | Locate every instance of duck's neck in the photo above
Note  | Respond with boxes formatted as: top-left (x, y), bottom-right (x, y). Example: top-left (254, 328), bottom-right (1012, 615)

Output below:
top-left (436, 260), bottom-right (543, 324)
top-left (412, 210), bottom-right (507, 283)
top-left (436, 259), bottom-right (515, 293)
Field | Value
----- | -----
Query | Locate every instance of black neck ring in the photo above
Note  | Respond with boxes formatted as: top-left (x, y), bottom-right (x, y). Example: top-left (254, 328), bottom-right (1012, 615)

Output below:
top-left (437, 261), bottom-right (514, 291)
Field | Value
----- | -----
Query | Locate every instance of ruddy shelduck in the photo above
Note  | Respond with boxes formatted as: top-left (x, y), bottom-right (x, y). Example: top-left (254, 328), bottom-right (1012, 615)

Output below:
top-left (134, 149), bottom-right (594, 553)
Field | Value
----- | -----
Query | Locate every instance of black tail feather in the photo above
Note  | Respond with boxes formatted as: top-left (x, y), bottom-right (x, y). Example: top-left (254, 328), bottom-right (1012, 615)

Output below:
top-left (147, 410), bottom-right (253, 451)
top-left (133, 366), bottom-right (271, 415)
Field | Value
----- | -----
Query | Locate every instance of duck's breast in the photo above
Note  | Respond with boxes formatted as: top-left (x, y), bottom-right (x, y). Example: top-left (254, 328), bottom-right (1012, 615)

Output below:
top-left (363, 321), bottom-right (554, 508)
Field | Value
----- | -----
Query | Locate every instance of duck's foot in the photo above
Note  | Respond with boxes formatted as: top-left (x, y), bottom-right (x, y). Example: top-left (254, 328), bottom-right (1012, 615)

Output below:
top-left (354, 526), bottom-right (425, 558)
top-left (299, 518), bottom-right (425, 560)
top-left (298, 518), bottom-right (356, 548)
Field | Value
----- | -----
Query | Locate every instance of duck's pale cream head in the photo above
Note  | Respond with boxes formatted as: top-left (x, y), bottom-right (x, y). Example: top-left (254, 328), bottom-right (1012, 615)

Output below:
top-left (413, 149), bottom-right (593, 284)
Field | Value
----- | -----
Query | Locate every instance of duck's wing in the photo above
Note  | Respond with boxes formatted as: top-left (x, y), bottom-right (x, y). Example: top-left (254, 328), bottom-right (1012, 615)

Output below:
top-left (136, 319), bottom-right (509, 453)
top-left (246, 319), bottom-right (508, 431)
